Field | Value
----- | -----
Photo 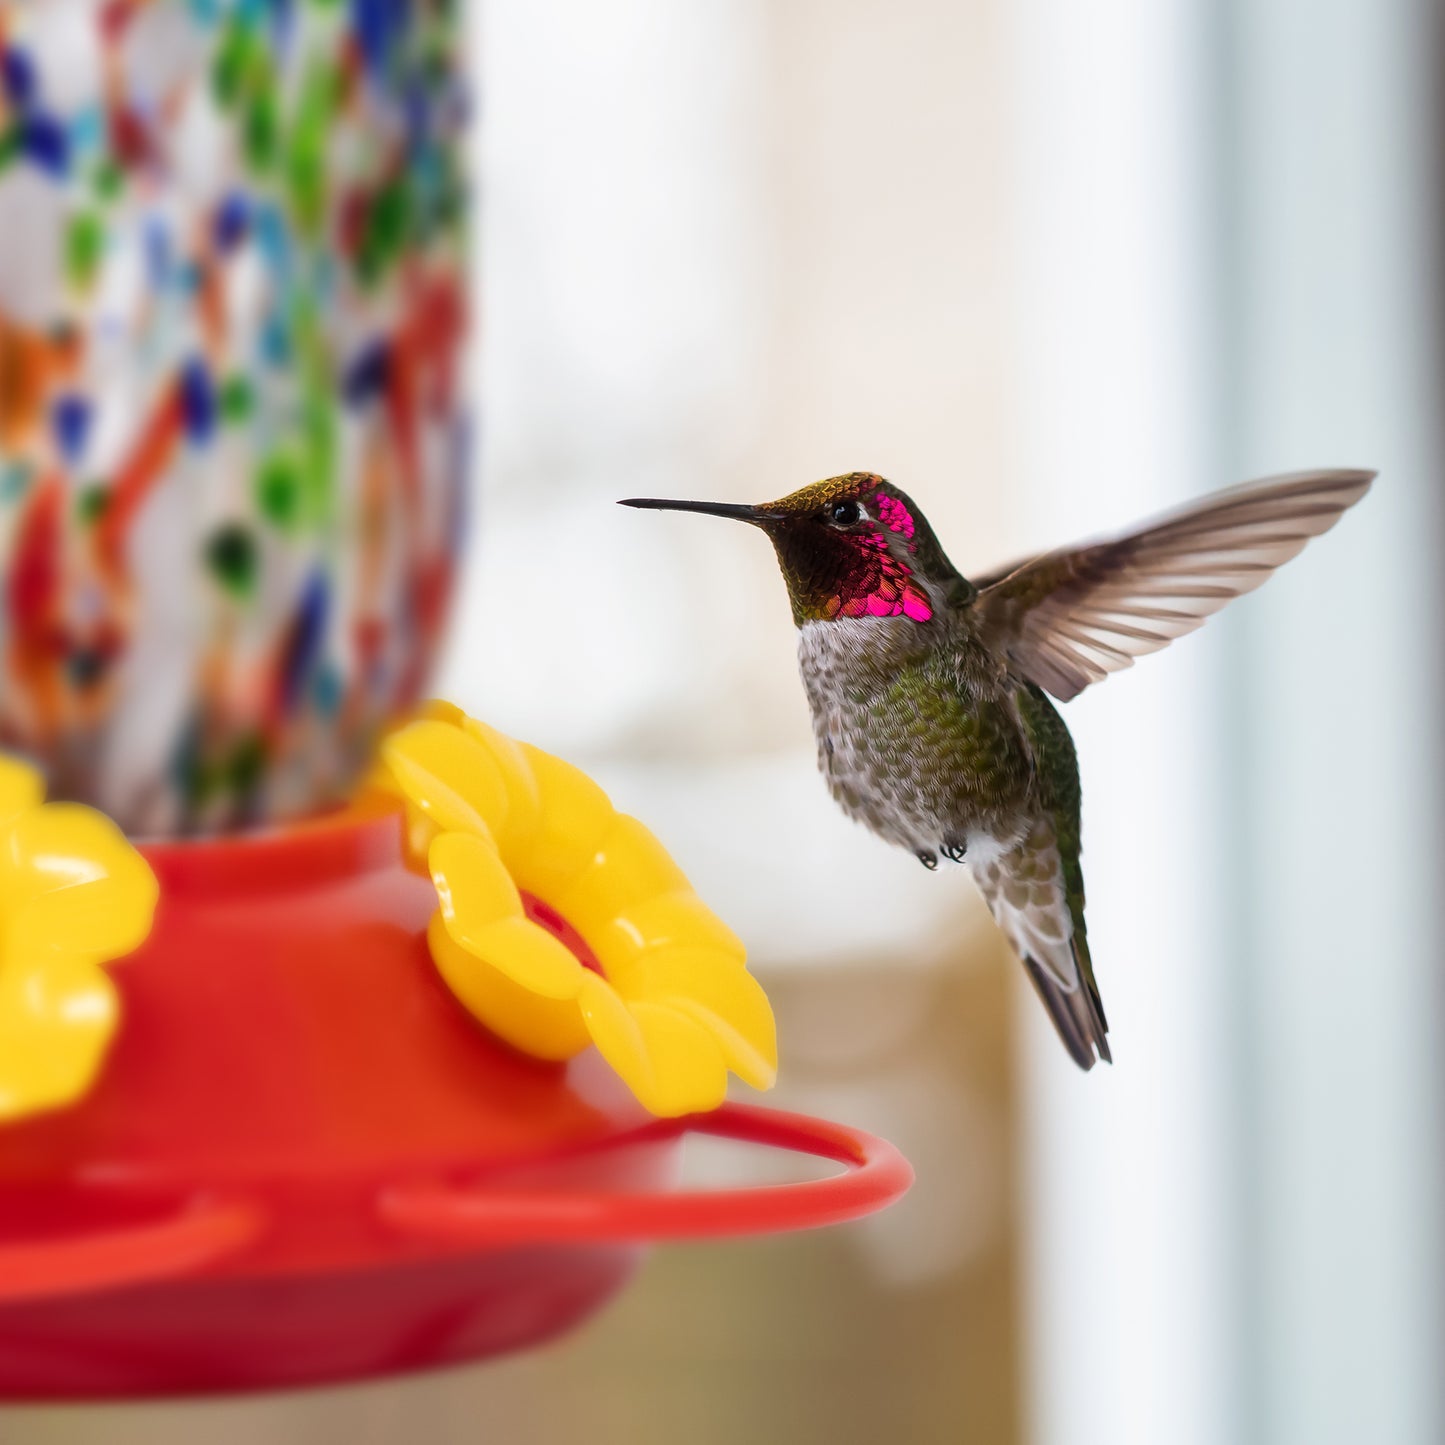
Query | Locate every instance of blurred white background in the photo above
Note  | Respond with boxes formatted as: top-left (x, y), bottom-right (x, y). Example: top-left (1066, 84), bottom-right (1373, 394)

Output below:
top-left (455, 0), bottom-right (1442, 1440)
top-left (5, 0), bottom-right (1439, 1442)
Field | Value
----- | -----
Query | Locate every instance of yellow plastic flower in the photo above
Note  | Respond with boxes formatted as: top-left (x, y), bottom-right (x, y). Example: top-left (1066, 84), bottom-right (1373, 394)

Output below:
top-left (373, 703), bottom-right (777, 1118)
top-left (0, 754), bottom-right (159, 1122)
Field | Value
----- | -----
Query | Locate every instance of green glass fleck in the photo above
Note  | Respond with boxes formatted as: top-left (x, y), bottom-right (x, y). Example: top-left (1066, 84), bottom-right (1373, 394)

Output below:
top-left (211, 23), bottom-right (252, 108)
top-left (289, 303), bottom-right (337, 527)
top-left (255, 453), bottom-right (305, 530)
top-left (301, 413), bottom-right (336, 527)
top-left (227, 733), bottom-right (267, 796)
top-left (205, 522), bottom-right (259, 599)
top-left (66, 213), bottom-right (106, 291)
top-left (287, 145), bottom-right (325, 234)
top-left (93, 160), bottom-right (124, 201)
top-left (220, 375), bottom-right (254, 423)
top-left (243, 95), bottom-right (279, 172)
top-left (287, 61), bottom-right (338, 236)
top-left (357, 181), bottom-right (411, 286)
top-left (76, 484), bottom-right (110, 526)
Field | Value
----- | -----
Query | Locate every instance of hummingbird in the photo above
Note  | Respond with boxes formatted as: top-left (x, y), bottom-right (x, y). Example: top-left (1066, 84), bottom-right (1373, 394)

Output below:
top-left (621, 469), bottom-right (1373, 1070)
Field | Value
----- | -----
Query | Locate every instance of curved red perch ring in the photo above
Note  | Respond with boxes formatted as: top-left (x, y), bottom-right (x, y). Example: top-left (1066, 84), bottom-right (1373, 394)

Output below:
top-left (0, 1105), bottom-right (909, 1310)
top-left (381, 1102), bottom-right (914, 1247)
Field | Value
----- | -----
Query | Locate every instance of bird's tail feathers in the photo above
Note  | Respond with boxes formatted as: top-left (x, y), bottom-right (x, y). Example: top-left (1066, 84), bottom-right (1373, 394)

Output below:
top-left (1020, 933), bottom-right (1111, 1070)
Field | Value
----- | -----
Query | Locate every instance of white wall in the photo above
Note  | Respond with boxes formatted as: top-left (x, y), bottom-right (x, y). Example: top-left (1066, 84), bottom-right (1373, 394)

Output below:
top-left (1007, 3), bottom-right (1234, 1443)
top-left (1223, 2), bottom-right (1443, 1441)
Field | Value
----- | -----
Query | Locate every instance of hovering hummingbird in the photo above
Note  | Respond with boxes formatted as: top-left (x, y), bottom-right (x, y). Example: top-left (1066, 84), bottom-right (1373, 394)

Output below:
top-left (621, 469), bottom-right (1373, 1069)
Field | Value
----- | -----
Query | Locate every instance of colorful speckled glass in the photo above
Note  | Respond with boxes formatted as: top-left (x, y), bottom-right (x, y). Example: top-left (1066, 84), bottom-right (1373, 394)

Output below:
top-left (0, 0), bottom-right (469, 836)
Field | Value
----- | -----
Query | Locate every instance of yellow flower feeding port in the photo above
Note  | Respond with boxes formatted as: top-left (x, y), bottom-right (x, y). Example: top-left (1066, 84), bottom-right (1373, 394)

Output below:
top-left (374, 703), bottom-right (778, 1118)
top-left (0, 754), bottom-right (158, 1123)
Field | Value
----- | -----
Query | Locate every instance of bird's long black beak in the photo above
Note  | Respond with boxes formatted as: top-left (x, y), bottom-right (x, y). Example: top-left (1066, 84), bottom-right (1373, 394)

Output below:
top-left (618, 497), bottom-right (783, 525)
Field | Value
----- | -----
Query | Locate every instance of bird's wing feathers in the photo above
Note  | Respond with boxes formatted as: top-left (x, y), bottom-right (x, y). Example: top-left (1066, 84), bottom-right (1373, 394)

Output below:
top-left (972, 469), bottom-right (1374, 702)
top-left (973, 819), bottom-right (1110, 1070)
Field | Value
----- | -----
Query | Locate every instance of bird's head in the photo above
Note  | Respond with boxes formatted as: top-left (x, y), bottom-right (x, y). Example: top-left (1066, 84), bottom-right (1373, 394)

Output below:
top-left (621, 472), bottom-right (972, 626)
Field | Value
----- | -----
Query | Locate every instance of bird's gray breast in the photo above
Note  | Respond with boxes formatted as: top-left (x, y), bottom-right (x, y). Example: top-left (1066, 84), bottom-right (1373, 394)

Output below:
top-left (797, 617), bottom-right (948, 853)
top-left (797, 617), bottom-right (1034, 858)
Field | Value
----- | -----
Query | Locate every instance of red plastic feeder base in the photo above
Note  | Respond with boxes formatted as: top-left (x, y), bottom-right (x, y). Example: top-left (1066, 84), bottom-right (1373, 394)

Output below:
top-left (0, 805), bottom-right (911, 1399)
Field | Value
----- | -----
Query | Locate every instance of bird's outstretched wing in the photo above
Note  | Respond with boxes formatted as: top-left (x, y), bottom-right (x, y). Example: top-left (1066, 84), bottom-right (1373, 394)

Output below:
top-left (972, 469), bottom-right (1374, 702)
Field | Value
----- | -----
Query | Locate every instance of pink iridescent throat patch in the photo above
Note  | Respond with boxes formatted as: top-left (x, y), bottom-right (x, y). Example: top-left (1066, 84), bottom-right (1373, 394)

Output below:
top-left (822, 494), bottom-right (933, 622)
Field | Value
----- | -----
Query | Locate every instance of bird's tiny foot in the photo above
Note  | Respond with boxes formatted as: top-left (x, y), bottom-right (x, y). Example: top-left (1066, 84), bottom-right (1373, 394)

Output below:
top-left (941, 841), bottom-right (967, 863)
top-left (916, 850), bottom-right (938, 870)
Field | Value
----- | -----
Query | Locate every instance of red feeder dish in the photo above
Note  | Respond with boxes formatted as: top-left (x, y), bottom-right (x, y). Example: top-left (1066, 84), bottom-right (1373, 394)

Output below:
top-left (0, 803), bottom-right (911, 1399)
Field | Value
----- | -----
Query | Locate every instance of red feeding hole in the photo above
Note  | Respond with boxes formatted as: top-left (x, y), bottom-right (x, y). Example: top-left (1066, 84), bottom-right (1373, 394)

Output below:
top-left (521, 893), bottom-right (605, 976)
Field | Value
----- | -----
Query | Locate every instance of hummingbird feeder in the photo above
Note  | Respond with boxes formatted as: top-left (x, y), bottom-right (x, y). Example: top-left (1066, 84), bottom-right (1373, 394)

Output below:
top-left (0, 0), bottom-right (912, 1400)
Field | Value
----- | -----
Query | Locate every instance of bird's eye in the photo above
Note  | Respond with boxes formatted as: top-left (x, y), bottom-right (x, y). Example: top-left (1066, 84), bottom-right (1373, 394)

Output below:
top-left (828, 499), bottom-right (861, 527)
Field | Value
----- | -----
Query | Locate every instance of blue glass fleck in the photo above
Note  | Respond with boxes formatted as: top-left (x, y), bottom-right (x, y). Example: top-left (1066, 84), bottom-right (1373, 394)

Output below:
top-left (342, 341), bottom-right (390, 405)
top-left (179, 359), bottom-right (218, 445)
top-left (261, 314), bottom-right (292, 368)
top-left (2, 48), bottom-right (37, 111)
top-left (51, 395), bottom-right (92, 465)
top-left (403, 84), bottom-right (429, 139)
top-left (144, 219), bottom-right (172, 289)
top-left (67, 106), bottom-right (106, 163)
top-left (21, 114), bottom-right (69, 177)
top-left (313, 662), bottom-right (343, 719)
top-left (213, 193), bottom-right (251, 252)
top-left (351, 0), bottom-right (407, 77)
top-left (253, 204), bottom-right (292, 284)
top-left (279, 571), bottom-right (330, 712)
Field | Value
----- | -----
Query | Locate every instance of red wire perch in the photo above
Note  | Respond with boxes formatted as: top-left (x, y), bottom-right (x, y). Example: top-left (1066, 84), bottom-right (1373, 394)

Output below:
top-left (378, 1101), bottom-right (915, 1248)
